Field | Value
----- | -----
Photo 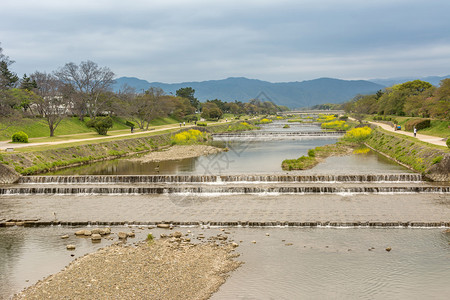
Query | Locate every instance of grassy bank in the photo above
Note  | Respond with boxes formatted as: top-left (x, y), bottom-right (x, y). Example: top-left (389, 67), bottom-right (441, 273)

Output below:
top-left (0, 122), bottom-right (241, 176)
top-left (364, 128), bottom-right (449, 180)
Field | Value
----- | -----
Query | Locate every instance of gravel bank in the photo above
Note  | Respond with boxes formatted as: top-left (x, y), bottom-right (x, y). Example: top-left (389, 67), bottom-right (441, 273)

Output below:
top-left (129, 145), bottom-right (225, 163)
top-left (13, 238), bottom-right (241, 300)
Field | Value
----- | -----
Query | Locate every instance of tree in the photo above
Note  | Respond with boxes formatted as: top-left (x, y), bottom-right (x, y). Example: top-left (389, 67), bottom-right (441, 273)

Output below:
top-left (130, 87), bottom-right (171, 130)
top-left (176, 87), bottom-right (199, 110)
top-left (55, 60), bottom-right (115, 120)
top-left (0, 44), bottom-right (19, 89)
top-left (20, 74), bottom-right (38, 91)
top-left (31, 72), bottom-right (70, 137)
top-left (201, 102), bottom-right (223, 120)
top-left (87, 116), bottom-right (113, 135)
top-left (0, 89), bottom-right (22, 135)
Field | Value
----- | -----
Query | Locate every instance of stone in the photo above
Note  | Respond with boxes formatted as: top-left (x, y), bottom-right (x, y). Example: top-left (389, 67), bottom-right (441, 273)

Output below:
top-left (61, 235), bottom-right (69, 239)
top-left (157, 224), bottom-right (170, 229)
top-left (172, 231), bottom-right (182, 238)
top-left (285, 243), bottom-right (293, 246)
top-left (66, 244), bottom-right (76, 250)
top-left (91, 234), bottom-right (101, 241)
top-left (83, 230), bottom-right (92, 236)
top-left (127, 232), bottom-right (135, 238)
top-left (118, 232), bottom-right (127, 239)
top-left (385, 247), bottom-right (392, 252)
top-left (75, 230), bottom-right (86, 236)
top-left (231, 242), bottom-right (239, 248)
top-left (251, 240), bottom-right (256, 244)
top-left (266, 233), bottom-right (270, 236)
top-left (91, 228), bottom-right (101, 235)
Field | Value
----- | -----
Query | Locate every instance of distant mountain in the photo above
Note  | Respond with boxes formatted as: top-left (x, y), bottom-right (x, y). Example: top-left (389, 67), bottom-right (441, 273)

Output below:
top-left (113, 76), bottom-right (385, 109)
top-left (369, 75), bottom-right (450, 87)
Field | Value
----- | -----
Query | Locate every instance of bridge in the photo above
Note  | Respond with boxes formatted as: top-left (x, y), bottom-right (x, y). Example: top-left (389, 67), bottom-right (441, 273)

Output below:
top-left (278, 110), bottom-right (345, 115)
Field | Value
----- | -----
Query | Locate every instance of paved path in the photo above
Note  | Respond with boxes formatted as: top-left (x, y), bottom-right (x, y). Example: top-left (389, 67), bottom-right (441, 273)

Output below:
top-left (0, 124), bottom-right (193, 151)
top-left (368, 120), bottom-right (447, 147)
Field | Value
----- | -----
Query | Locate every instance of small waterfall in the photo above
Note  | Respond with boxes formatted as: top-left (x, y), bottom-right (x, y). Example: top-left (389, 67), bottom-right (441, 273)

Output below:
top-left (213, 131), bottom-right (345, 138)
top-left (1, 186), bottom-right (448, 195)
top-left (18, 173), bottom-right (424, 184)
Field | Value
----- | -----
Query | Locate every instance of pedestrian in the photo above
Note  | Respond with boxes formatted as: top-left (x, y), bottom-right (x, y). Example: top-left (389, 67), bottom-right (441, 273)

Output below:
top-left (183, 121), bottom-right (185, 126)
top-left (414, 126), bottom-right (417, 137)
top-left (180, 123), bottom-right (182, 127)
top-left (131, 126), bottom-right (134, 133)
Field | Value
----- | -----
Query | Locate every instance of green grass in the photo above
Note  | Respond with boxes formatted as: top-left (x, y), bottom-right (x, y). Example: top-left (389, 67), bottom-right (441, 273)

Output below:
top-left (0, 116), bottom-right (131, 141)
top-left (369, 115), bottom-right (450, 138)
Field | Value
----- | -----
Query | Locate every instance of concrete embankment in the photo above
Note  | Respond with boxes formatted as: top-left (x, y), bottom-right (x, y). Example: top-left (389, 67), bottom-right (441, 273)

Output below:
top-left (0, 124), bottom-right (233, 183)
top-left (365, 128), bottom-right (450, 182)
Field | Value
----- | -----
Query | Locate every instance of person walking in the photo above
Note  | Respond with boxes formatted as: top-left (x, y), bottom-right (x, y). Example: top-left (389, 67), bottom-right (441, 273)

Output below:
top-left (414, 126), bottom-right (417, 137)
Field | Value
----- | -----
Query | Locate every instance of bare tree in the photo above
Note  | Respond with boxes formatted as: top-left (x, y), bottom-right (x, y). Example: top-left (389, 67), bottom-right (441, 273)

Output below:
top-left (54, 60), bottom-right (115, 120)
top-left (132, 87), bottom-right (171, 130)
top-left (31, 72), bottom-right (70, 137)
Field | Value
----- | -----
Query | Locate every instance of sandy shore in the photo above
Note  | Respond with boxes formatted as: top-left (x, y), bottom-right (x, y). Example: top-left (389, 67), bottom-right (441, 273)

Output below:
top-left (13, 237), bottom-right (241, 300)
top-left (129, 145), bottom-right (225, 163)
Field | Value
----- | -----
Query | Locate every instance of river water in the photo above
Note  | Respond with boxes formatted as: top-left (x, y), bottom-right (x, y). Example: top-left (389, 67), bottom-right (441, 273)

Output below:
top-left (1, 121), bottom-right (449, 299)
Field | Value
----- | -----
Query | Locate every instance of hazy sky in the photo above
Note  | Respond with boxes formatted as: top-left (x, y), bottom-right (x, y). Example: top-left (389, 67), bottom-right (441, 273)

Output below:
top-left (1, 0), bottom-right (450, 83)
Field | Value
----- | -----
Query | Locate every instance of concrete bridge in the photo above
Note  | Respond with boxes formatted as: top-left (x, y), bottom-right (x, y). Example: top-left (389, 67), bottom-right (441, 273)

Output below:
top-left (278, 110), bottom-right (345, 115)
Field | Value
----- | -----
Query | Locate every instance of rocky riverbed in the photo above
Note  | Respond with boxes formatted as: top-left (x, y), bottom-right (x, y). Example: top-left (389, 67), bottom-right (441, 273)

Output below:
top-left (13, 234), bottom-right (241, 300)
top-left (129, 145), bottom-right (225, 163)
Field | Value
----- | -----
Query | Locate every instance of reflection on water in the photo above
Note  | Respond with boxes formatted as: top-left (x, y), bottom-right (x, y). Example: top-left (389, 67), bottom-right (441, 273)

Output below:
top-left (1, 227), bottom-right (449, 299)
top-left (48, 138), bottom-right (409, 175)
top-left (212, 228), bottom-right (450, 299)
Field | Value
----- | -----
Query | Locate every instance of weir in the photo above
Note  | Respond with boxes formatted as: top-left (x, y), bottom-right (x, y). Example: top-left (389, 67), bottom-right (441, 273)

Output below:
top-left (213, 131), bottom-right (345, 137)
top-left (18, 173), bottom-right (424, 184)
top-left (1, 185), bottom-right (449, 195)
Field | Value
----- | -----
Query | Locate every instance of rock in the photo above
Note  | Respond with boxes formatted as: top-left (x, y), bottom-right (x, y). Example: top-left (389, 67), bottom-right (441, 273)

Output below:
top-left (83, 230), bottom-right (92, 236)
top-left (160, 233), bottom-right (168, 238)
top-left (184, 238), bottom-right (191, 242)
top-left (61, 235), bottom-right (69, 239)
top-left (231, 242), bottom-right (239, 248)
top-left (5, 222), bottom-right (15, 226)
top-left (172, 231), bottom-right (182, 238)
top-left (75, 230), bottom-right (86, 236)
top-left (251, 240), bottom-right (256, 244)
top-left (127, 232), bottom-right (135, 238)
top-left (157, 224), bottom-right (170, 229)
top-left (66, 244), bottom-right (76, 250)
top-left (285, 243), bottom-right (293, 246)
top-left (266, 233), bottom-right (270, 236)
top-left (91, 228), bottom-right (101, 235)
top-left (118, 232), bottom-right (127, 239)
top-left (91, 234), bottom-right (101, 241)
top-left (385, 247), bottom-right (392, 252)
top-left (16, 222), bottom-right (24, 226)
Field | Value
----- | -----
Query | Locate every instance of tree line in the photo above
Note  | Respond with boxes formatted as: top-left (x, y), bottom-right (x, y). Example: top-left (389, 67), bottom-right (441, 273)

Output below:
top-left (0, 43), bottom-right (288, 137)
top-left (344, 79), bottom-right (449, 120)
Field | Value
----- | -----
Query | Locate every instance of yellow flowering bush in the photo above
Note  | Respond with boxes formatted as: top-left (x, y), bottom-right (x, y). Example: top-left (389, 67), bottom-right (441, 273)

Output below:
top-left (171, 129), bottom-right (208, 145)
top-left (317, 114), bottom-right (336, 122)
top-left (342, 126), bottom-right (372, 142)
top-left (257, 118), bottom-right (273, 124)
top-left (321, 120), bottom-right (350, 130)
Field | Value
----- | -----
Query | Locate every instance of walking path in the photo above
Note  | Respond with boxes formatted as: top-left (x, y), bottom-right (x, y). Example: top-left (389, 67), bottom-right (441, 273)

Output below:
top-left (361, 119), bottom-right (447, 147)
top-left (0, 123), bottom-right (194, 151)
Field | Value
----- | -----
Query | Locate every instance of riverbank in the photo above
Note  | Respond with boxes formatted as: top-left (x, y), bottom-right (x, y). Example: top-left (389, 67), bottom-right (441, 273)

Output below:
top-left (128, 145), bottom-right (225, 163)
top-left (13, 238), bottom-right (241, 300)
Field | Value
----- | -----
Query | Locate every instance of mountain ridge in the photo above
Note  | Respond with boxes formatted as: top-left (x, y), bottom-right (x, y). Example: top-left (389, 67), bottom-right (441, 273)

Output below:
top-left (113, 76), bottom-right (385, 108)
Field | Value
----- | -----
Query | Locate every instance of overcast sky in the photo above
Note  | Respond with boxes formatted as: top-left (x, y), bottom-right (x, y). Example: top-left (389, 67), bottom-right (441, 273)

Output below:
top-left (1, 0), bottom-right (450, 83)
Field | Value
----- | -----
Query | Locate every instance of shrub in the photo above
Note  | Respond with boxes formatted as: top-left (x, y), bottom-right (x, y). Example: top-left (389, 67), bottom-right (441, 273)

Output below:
top-left (432, 156), bottom-right (443, 164)
top-left (308, 149), bottom-right (315, 157)
top-left (447, 138), bottom-right (450, 148)
top-left (125, 120), bottom-right (135, 128)
top-left (196, 122), bottom-right (207, 126)
top-left (342, 126), bottom-right (372, 143)
top-left (87, 116), bottom-right (113, 135)
top-left (171, 129), bottom-right (208, 145)
top-left (405, 119), bottom-right (431, 131)
top-left (227, 122), bottom-right (257, 131)
top-left (283, 124), bottom-right (290, 128)
top-left (256, 118), bottom-right (273, 124)
top-left (12, 131), bottom-right (29, 143)
top-left (321, 120), bottom-right (350, 130)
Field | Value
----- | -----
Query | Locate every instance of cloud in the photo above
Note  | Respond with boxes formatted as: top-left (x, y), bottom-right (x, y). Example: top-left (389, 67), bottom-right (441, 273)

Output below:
top-left (1, 0), bottom-right (450, 82)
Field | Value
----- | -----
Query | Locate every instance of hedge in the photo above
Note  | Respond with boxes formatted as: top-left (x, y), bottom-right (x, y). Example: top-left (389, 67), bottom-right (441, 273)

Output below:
top-left (405, 119), bottom-right (431, 131)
